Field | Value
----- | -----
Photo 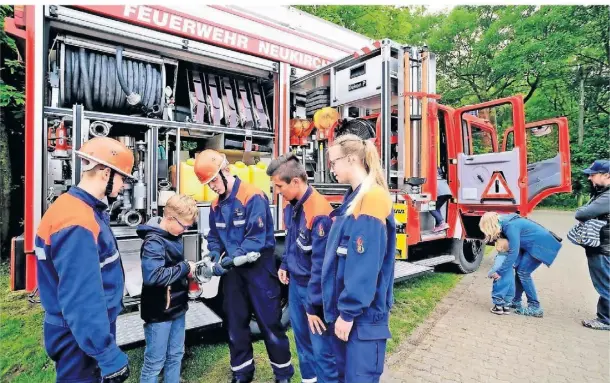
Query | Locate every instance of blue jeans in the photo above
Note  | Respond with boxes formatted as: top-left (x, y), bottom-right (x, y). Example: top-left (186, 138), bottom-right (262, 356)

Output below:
top-left (140, 314), bottom-right (186, 383)
top-left (491, 261), bottom-right (515, 306)
top-left (289, 281), bottom-right (338, 382)
top-left (430, 195), bottom-right (451, 226)
top-left (513, 251), bottom-right (543, 309)
top-left (587, 253), bottom-right (610, 325)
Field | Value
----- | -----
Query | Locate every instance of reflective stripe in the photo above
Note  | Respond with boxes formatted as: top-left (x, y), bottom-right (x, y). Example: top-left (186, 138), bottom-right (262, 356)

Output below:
top-left (302, 378), bottom-right (318, 383)
top-left (233, 219), bottom-right (246, 226)
top-left (216, 222), bottom-right (227, 229)
top-left (100, 251), bottom-right (120, 268)
top-left (35, 246), bottom-right (46, 260)
top-left (296, 238), bottom-right (312, 251)
top-left (336, 246), bottom-right (347, 256)
top-left (269, 359), bottom-right (292, 369)
top-left (231, 358), bottom-right (253, 372)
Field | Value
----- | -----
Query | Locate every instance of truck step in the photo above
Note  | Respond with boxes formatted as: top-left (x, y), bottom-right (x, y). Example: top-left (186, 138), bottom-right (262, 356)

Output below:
top-left (116, 301), bottom-right (222, 347)
top-left (420, 230), bottom-right (448, 242)
top-left (412, 255), bottom-right (456, 268)
top-left (394, 261), bottom-right (433, 283)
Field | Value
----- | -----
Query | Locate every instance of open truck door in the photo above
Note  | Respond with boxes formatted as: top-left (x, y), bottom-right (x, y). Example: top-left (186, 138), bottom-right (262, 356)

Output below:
top-left (452, 95), bottom-right (570, 216)
top-left (502, 118), bottom-right (571, 215)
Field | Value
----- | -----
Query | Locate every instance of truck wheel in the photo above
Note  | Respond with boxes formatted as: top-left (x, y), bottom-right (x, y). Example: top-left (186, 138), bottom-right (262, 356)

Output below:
top-left (452, 238), bottom-right (484, 273)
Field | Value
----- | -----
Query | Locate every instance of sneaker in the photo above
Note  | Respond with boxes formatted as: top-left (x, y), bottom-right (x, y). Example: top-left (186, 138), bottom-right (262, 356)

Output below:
top-left (582, 318), bottom-right (610, 331)
top-left (515, 306), bottom-right (544, 318)
top-left (433, 222), bottom-right (450, 232)
top-left (506, 301), bottom-right (523, 310)
top-left (490, 305), bottom-right (505, 315)
top-left (503, 306), bottom-right (511, 315)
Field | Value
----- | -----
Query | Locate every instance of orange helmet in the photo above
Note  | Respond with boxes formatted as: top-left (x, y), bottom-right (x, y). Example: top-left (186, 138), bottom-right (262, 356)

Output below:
top-left (75, 137), bottom-right (136, 179)
top-left (194, 149), bottom-right (228, 184)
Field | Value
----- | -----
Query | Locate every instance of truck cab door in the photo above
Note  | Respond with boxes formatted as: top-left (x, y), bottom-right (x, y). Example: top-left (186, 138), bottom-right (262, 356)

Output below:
top-left (452, 96), bottom-right (527, 213)
top-left (501, 118), bottom-right (571, 215)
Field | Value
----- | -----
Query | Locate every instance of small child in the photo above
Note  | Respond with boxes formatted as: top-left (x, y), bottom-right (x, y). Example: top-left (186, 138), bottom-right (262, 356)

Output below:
top-left (489, 238), bottom-right (513, 315)
top-left (137, 194), bottom-right (198, 383)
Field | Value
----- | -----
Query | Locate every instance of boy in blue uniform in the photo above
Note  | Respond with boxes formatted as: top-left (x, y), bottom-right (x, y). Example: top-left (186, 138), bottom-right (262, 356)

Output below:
top-left (137, 194), bottom-right (198, 383)
top-left (194, 150), bottom-right (293, 383)
top-left (35, 137), bottom-right (134, 383)
top-left (267, 153), bottom-right (338, 383)
top-left (322, 134), bottom-right (396, 383)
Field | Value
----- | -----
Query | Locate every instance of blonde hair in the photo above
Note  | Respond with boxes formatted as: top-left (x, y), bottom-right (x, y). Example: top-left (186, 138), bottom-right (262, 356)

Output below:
top-left (164, 194), bottom-right (199, 223)
top-left (479, 211), bottom-right (502, 242)
top-left (495, 238), bottom-right (509, 253)
top-left (330, 134), bottom-right (389, 215)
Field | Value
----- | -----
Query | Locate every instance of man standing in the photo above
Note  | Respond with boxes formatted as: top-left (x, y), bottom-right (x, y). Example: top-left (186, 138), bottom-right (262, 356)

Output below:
top-left (194, 150), bottom-right (293, 383)
top-left (576, 159), bottom-right (610, 331)
top-left (35, 137), bottom-right (134, 382)
top-left (267, 153), bottom-right (338, 383)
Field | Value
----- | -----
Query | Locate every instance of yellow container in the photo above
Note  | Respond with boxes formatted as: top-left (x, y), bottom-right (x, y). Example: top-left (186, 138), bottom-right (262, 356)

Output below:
top-left (204, 185), bottom-right (218, 202)
top-left (229, 161), bottom-right (250, 183)
top-left (179, 161), bottom-right (205, 202)
top-left (249, 162), bottom-right (271, 199)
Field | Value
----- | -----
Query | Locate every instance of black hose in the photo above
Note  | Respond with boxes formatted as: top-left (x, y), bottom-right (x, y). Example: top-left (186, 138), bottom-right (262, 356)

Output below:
top-left (78, 48), bottom-right (93, 110)
top-left (61, 45), bottom-right (163, 115)
top-left (115, 47), bottom-right (131, 96)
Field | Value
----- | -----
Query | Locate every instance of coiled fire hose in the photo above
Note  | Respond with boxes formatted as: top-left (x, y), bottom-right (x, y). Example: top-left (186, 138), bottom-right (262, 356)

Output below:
top-left (62, 46), bottom-right (163, 116)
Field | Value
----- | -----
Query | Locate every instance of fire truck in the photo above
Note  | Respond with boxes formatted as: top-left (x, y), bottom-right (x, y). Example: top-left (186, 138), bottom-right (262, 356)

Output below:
top-left (6, 5), bottom-right (572, 346)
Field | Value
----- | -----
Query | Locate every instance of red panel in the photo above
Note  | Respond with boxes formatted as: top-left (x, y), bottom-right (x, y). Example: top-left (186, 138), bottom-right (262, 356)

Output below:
top-left (423, 102), bottom-right (438, 200)
top-left (405, 196), bottom-right (421, 246)
top-left (24, 6), bottom-right (36, 292)
top-left (438, 105), bottom-right (460, 239)
top-left (75, 5), bottom-right (333, 71)
top-left (208, 5), bottom-right (353, 54)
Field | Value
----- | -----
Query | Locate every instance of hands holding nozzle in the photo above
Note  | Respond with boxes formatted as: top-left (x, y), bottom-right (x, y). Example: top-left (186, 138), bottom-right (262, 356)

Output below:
top-left (192, 251), bottom-right (261, 284)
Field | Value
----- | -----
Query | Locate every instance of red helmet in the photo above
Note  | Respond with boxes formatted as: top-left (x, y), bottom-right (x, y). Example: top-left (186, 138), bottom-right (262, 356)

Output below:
top-left (194, 149), bottom-right (228, 184)
top-left (75, 137), bottom-right (135, 179)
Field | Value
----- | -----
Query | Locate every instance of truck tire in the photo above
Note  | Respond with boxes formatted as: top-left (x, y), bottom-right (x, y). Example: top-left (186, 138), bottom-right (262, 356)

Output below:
top-left (452, 238), bottom-right (484, 273)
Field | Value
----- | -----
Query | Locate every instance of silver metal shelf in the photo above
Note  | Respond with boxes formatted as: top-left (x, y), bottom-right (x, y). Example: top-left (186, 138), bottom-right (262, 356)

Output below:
top-left (44, 107), bottom-right (276, 139)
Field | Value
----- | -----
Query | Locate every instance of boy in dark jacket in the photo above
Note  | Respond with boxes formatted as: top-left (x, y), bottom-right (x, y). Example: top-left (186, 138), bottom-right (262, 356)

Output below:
top-left (137, 194), bottom-right (198, 383)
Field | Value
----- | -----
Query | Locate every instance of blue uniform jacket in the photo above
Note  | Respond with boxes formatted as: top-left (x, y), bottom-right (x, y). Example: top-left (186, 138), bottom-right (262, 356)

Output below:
top-left (321, 183), bottom-right (396, 329)
top-left (207, 177), bottom-right (276, 261)
top-left (137, 218), bottom-right (190, 323)
top-left (35, 187), bottom-right (127, 376)
top-left (282, 186), bottom-right (333, 316)
top-left (495, 213), bottom-right (562, 275)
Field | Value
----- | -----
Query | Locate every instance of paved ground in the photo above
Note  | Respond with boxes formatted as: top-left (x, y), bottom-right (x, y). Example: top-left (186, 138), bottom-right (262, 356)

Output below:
top-left (382, 210), bottom-right (610, 383)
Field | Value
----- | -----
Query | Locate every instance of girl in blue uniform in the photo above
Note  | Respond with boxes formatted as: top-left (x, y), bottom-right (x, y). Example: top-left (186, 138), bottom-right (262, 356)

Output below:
top-left (321, 134), bottom-right (397, 383)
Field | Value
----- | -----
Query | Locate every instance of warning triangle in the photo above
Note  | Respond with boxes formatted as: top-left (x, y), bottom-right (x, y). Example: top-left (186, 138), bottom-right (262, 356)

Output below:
top-left (481, 171), bottom-right (515, 202)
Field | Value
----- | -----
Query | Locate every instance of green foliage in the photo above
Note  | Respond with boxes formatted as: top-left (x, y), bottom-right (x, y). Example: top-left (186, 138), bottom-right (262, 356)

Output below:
top-left (298, 5), bottom-right (609, 208)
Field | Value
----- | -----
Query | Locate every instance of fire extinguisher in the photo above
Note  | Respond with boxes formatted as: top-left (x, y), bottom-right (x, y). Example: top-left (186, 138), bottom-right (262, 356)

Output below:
top-left (53, 120), bottom-right (71, 158)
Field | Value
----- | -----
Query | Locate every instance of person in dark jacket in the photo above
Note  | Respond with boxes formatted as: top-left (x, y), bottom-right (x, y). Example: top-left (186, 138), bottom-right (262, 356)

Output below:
top-left (137, 194), bottom-right (198, 383)
top-left (267, 153), bottom-right (337, 383)
top-left (323, 134), bottom-right (396, 383)
top-left (479, 211), bottom-right (562, 318)
top-left (576, 160), bottom-right (610, 331)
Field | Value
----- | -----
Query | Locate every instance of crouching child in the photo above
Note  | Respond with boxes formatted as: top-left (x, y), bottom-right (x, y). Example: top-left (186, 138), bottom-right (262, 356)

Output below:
top-left (137, 194), bottom-right (198, 383)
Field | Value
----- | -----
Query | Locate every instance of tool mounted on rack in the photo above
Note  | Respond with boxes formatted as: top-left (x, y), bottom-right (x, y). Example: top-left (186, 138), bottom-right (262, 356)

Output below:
top-left (250, 82), bottom-right (271, 131)
top-left (206, 73), bottom-right (224, 126)
top-left (190, 70), bottom-right (209, 124)
top-left (220, 77), bottom-right (240, 128)
top-left (236, 79), bottom-right (255, 129)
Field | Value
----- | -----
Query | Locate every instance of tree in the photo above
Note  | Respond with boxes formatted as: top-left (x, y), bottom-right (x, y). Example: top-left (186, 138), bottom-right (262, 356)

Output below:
top-left (0, 5), bottom-right (25, 258)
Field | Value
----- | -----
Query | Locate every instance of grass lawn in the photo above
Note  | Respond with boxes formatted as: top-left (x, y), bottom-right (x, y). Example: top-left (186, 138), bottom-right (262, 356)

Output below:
top-left (0, 262), bottom-right (463, 382)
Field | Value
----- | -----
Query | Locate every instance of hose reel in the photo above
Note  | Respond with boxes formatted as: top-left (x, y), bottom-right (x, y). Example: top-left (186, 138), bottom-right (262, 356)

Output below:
top-left (55, 36), bottom-right (177, 116)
